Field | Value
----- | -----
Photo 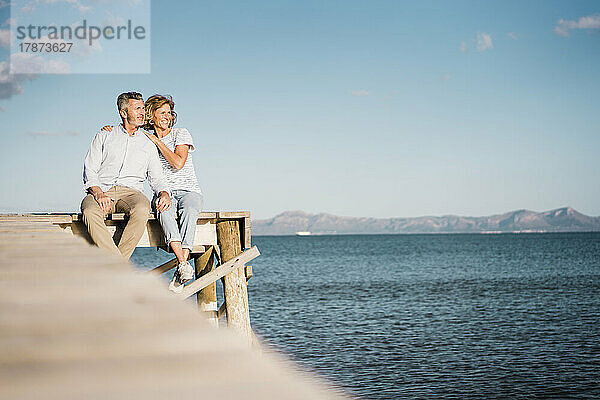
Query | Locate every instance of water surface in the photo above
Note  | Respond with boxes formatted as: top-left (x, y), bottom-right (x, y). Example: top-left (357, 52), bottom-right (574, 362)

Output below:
top-left (132, 233), bottom-right (600, 399)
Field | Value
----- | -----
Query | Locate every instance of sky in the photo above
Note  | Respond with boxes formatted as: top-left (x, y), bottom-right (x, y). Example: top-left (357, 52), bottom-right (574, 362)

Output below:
top-left (0, 0), bottom-right (599, 220)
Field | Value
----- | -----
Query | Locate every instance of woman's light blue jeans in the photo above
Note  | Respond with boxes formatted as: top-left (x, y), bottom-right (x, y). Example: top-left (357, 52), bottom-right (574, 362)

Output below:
top-left (152, 190), bottom-right (204, 251)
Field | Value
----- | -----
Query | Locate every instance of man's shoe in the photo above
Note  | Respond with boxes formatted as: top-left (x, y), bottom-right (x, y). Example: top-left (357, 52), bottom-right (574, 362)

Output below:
top-left (178, 261), bottom-right (194, 283)
top-left (168, 270), bottom-right (184, 294)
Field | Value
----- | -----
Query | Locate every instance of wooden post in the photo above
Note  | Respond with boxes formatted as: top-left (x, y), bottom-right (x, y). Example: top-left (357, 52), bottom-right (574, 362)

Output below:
top-left (194, 246), bottom-right (217, 327)
top-left (216, 220), bottom-right (253, 343)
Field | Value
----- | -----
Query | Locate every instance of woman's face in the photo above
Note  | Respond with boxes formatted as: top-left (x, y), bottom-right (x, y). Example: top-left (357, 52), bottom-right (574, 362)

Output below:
top-left (153, 103), bottom-right (172, 130)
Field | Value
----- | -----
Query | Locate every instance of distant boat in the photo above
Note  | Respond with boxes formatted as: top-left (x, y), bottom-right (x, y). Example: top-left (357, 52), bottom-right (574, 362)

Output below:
top-left (296, 231), bottom-right (311, 236)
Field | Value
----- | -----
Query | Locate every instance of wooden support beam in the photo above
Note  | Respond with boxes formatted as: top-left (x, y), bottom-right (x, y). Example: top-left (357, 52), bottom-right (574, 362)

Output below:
top-left (217, 302), bottom-right (227, 320)
top-left (150, 257), bottom-right (178, 274)
top-left (216, 271), bottom-right (258, 351)
top-left (243, 216), bottom-right (252, 249)
top-left (178, 246), bottom-right (260, 299)
top-left (217, 221), bottom-right (254, 344)
top-left (194, 246), bottom-right (218, 327)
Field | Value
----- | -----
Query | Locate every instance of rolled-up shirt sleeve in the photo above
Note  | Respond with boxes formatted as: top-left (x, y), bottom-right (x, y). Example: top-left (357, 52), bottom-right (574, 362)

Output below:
top-left (175, 128), bottom-right (196, 152)
top-left (83, 131), bottom-right (105, 190)
top-left (147, 146), bottom-right (170, 194)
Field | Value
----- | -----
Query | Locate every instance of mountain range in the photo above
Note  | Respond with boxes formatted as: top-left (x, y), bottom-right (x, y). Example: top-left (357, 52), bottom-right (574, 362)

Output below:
top-left (253, 207), bottom-right (600, 235)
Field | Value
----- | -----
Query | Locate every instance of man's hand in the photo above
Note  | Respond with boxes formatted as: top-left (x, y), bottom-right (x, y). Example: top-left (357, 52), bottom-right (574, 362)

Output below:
top-left (155, 191), bottom-right (171, 213)
top-left (90, 188), bottom-right (111, 213)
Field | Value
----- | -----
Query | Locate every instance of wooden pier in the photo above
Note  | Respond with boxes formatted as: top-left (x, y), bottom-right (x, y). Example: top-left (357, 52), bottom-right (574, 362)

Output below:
top-left (0, 213), bottom-right (345, 399)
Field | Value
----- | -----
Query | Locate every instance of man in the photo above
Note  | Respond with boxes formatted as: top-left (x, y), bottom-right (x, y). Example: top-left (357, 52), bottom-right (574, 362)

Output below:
top-left (81, 91), bottom-right (171, 259)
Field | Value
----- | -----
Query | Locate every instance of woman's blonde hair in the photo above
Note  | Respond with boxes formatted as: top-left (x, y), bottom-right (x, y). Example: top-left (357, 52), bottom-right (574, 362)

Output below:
top-left (144, 94), bottom-right (177, 131)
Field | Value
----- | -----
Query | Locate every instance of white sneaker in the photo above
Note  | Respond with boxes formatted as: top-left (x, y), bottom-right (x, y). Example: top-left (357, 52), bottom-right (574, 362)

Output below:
top-left (178, 261), bottom-right (194, 283)
top-left (168, 271), bottom-right (184, 294)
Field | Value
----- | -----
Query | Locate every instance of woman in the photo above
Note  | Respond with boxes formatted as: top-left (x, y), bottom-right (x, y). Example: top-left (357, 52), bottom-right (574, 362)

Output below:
top-left (103, 95), bottom-right (203, 293)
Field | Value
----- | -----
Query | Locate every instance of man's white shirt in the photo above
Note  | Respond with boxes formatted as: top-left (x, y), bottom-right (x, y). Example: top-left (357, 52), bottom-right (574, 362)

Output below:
top-left (83, 125), bottom-right (170, 195)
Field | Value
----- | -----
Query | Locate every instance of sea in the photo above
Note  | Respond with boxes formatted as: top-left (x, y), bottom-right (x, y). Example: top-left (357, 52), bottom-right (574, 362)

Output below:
top-left (131, 232), bottom-right (600, 399)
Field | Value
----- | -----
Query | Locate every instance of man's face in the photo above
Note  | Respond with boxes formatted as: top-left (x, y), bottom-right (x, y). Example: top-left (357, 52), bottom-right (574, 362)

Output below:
top-left (122, 99), bottom-right (145, 127)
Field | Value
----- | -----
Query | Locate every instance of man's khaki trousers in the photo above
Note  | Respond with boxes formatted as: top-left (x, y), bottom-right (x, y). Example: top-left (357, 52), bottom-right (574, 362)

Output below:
top-left (81, 186), bottom-right (151, 259)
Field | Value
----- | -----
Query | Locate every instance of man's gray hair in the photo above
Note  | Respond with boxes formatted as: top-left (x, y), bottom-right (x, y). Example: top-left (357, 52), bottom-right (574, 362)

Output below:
top-left (117, 91), bottom-right (143, 112)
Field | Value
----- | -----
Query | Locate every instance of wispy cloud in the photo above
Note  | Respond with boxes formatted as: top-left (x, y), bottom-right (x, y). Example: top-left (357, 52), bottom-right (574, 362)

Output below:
top-left (25, 130), bottom-right (79, 137)
top-left (350, 90), bottom-right (370, 97)
top-left (461, 34), bottom-right (493, 53)
top-left (0, 15), bottom-right (108, 98)
top-left (0, 60), bottom-right (37, 99)
top-left (507, 32), bottom-right (518, 40)
top-left (476, 32), bottom-right (493, 52)
top-left (554, 14), bottom-right (600, 37)
top-left (9, 53), bottom-right (70, 74)
top-left (0, 53), bottom-right (70, 99)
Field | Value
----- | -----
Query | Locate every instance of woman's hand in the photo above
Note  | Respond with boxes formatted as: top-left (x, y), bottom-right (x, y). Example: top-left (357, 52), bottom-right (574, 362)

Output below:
top-left (155, 191), bottom-right (171, 213)
top-left (101, 125), bottom-right (113, 132)
top-left (142, 130), bottom-right (160, 145)
top-left (142, 130), bottom-right (188, 170)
